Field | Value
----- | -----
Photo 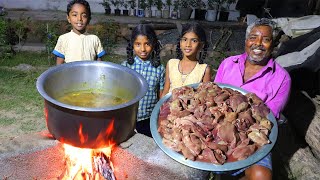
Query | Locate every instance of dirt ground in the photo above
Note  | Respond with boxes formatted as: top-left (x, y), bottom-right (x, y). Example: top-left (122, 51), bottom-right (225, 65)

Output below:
top-left (0, 108), bottom-right (48, 156)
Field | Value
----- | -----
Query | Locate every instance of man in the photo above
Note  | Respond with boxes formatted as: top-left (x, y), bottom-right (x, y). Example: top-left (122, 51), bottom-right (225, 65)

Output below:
top-left (214, 18), bottom-right (291, 179)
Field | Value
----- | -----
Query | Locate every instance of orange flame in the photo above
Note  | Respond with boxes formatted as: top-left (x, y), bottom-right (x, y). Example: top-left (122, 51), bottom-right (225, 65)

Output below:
top-left (44, 105), bottom-right (49, 128)
top-left (62, 118), bottom-right (116, 179)
top-left (78, 124), bottom-right (88, 144)
top-left (62, 144), bottom-right (114, 179)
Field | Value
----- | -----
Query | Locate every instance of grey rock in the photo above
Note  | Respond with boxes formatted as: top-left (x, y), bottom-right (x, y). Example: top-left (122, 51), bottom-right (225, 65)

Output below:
top-left (15, 64), bottom-right (35, 71)
top-left (305, 107), bottom-right (320, 159)
top-left (289, 147), bottom-right (320, 180)
top-left (283, 90), bottom-right (320, 160)
top-left (273, 91), bottom-right (320, 180)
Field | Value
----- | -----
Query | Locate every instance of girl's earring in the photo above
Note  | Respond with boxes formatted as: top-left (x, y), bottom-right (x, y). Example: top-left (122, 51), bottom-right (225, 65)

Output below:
top-left (201, 42), bottom-right (205, 49)
top-left (198, 50), bottom-right (203, 60)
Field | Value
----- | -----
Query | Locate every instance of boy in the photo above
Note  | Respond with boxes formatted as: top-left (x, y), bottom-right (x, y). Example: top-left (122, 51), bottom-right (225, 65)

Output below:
top-left (53, 0), bottom-right (106, 65)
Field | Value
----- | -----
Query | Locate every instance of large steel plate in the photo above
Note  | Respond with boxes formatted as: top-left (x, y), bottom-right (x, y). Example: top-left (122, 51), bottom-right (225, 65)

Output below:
top-left (150, 83), bottom-right (278, 172)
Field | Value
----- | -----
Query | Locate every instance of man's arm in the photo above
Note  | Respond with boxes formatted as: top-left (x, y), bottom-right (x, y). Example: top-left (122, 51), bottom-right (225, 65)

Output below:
top-left (213, 59), bottom-right (226, 83)
top-left (266, 77), bottom-right (291, 119)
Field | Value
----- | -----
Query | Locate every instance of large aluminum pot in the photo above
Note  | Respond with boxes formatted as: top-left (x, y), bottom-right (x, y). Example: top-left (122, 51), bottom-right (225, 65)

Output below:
top-left (36, 61), bottom-right (148, 148)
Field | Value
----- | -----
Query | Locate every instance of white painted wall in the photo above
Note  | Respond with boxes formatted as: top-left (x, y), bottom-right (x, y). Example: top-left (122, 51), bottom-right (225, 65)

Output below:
top-left (0, 0), bottom-right (239, 20)
top-left (0, 0), bottom-right (106, 12)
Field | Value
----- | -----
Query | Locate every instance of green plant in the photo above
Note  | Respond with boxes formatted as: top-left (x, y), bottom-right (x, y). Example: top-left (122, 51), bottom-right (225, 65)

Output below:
top-left (147, 0), bottom-right (154, 10)
top-left (165, 0), bottom-right (172, 9)
top-left (220, 0), bottom-right (236, 10)
top-left (154, 0), bottom-right (163, 10)
top-left (173, 0), bottom-right (179, 11)
top-left (88, 20), bottom-right (120, 54)
top-left (122, 0), bottom-right (129, 9)
top-left (111, 0), bottom-right (121, 9)
top-left (32, 20), bottom-right (70, 61)
top-left (190, 0), bottom-right (206, 9)
top-left (0, 17), bottom-right (13, 59)
top-left (128, 0), bottom-right (136, 9)
top-left (139, 0), bottom-right (147, 9)
top-left (44, 22), bottom-right (61, 61)
top-left (179, 0), bottom-right (191, 8)
top-left (100, 0), bottom-right (111, 9)
top-left (207, 0), bottom-right (220, 10)
top-left (9, 15), bottom-right (31, 50)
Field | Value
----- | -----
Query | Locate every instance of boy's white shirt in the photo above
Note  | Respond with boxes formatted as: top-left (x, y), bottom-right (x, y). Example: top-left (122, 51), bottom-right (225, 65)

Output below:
top-left (54, 30), bottom-right (104, 63)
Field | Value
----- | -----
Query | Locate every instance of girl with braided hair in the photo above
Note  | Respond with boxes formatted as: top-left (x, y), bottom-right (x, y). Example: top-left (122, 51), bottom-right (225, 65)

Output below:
top-left (161, 23), bottom-right (211, 97)
top-left (121, 24), bottom-right (165, 137)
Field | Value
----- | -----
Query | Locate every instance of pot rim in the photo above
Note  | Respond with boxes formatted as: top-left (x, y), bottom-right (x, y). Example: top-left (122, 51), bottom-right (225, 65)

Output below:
top-left (36, 61), bottom-right (148, 112)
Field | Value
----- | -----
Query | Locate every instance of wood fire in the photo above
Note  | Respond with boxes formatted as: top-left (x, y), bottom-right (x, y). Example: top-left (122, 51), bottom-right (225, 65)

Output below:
top-left (60, 144), bottom-right (116, 180)
top-left (59, 120), bottom-right (117, 180)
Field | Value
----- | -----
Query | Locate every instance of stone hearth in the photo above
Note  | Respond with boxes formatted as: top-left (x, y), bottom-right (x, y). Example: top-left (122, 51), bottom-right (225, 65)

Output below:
top-left (0, 133), bottom-right (209, 179)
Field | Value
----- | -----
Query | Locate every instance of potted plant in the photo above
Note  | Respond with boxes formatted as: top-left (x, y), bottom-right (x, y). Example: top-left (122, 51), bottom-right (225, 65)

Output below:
top-left (145, 0), bottom-right (153, 18)
top-left (128, 0), bottom-right (136, 16)
top-left (111, 0), bottom-right (121, 15)
top-left (206, 0), bottom-right (219, 21)
top-left (100, 0), bottom-right (111, 15)
top-left (179, 0), bottom-right (192, 20)
top-left (154, 0), bottom-right (163, 18)
top-left (138, 0), bottom-right (147, 17)
top-left (122, 0), bottom-right (129, 16)
top-left (171, 0), bottom-right (179, 19)
top-left (218, 0), bottom-right (236, 21)
top-left (162, 0), bottom-right (172, 19)
top-left (190, 0), bottom-right (206, 20)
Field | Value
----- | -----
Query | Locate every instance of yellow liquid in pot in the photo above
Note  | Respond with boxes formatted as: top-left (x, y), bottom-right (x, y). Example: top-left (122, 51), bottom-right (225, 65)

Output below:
top-left (57, 90), bottom-right (128, 108)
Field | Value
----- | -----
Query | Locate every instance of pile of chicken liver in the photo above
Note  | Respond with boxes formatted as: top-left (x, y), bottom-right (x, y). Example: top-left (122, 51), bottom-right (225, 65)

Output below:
top-left (158, 82), bottom-right (273, 165)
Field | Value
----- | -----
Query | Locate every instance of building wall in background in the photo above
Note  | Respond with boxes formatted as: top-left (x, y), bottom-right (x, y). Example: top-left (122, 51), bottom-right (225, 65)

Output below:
top-left (0, 0), bottom-right (240, 20)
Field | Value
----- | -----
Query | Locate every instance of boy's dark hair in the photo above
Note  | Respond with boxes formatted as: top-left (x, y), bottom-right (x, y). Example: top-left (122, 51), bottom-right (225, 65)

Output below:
top-left (176, 23), bottom-right (208, 64)
top-left (126, 24), bottom-right (161, 68)
top-left (67, 0), bottom-right (91, 22)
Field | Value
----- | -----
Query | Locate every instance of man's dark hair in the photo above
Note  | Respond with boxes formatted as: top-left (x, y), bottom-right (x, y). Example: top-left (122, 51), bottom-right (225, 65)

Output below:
top-left (246, 18), bottom-right (278, 41)
top-left (67, 0), bottom-right (91, 22)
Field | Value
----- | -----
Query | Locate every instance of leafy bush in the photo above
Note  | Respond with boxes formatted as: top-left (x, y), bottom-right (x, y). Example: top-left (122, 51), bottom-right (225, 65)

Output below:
top-left (44, 21), bottom-right (70, 60)
top-left (1, 17), bottom-right (120, 61)
top-left (7, 16), bottom-right (31, 49)
top-left (87, 19), bottom-right (120, 54)
top-left (0, 17), bottom-right (13, 59)
top-left (29, 20), bottom-right (70, 60)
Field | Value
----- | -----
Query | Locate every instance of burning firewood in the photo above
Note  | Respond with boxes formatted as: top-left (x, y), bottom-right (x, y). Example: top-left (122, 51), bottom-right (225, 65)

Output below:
top-left (93, 152), bottom-right (116, 180)
top-left (59, 144), bottom-right (116, 180)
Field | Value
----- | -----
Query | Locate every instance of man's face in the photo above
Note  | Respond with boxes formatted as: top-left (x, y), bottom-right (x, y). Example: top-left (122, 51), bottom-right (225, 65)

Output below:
top-left (245, 25), bottom-right (273, 65)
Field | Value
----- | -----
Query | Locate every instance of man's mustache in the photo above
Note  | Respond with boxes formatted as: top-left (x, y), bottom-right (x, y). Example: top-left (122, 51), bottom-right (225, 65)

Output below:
top-left (250, 45), bottom-right (266, 51)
